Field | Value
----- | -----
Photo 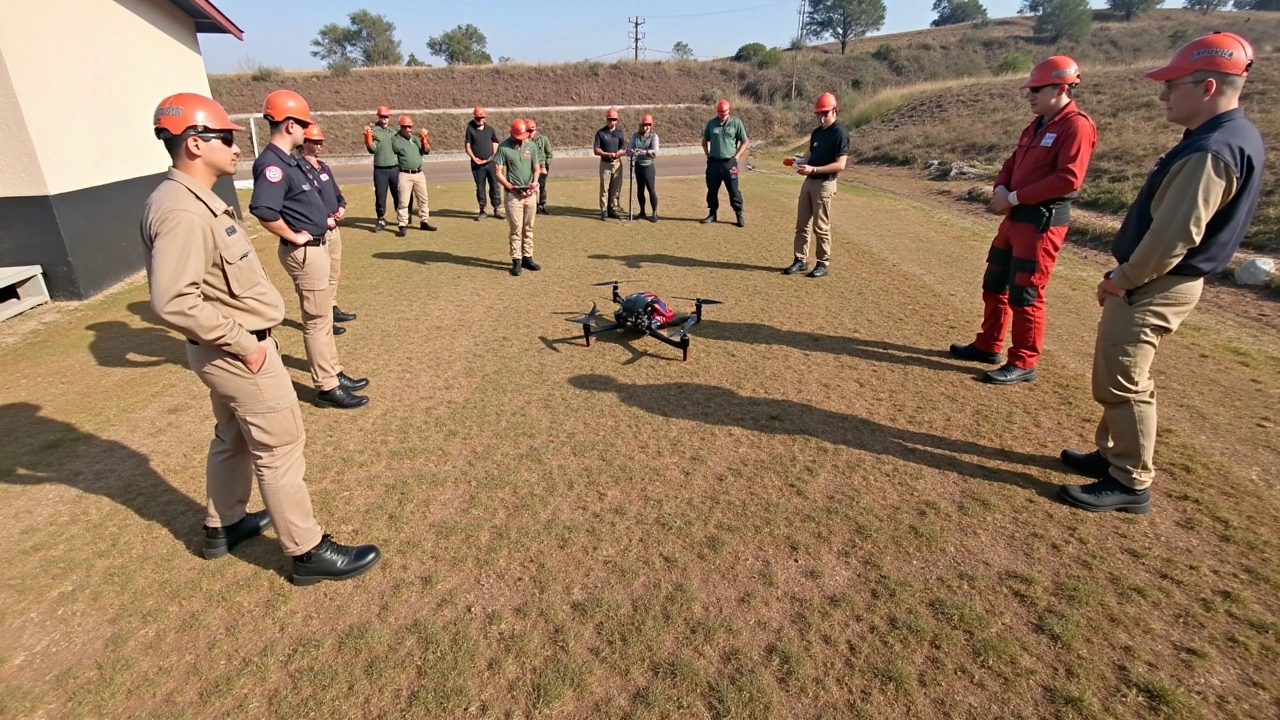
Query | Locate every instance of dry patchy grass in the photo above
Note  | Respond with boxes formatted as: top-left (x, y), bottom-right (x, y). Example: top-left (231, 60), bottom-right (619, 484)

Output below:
top-left (1, 174), bottom-right (1278, 719)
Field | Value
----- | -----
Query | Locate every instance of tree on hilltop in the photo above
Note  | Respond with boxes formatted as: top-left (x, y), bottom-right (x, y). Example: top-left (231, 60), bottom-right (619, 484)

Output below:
top-left (1020, 0), bottom-right (1092, 42)
top-left (1233, 0), bottom-right (1280, 9)
top-left (804, 0), bottom-right (887, 55)
top-left (932, 0), bottom-right (989, 26)
top-left (310, 10), bottom-right (403, 69)
top-left (1183, 0), bottom-right (1230, 11)
top-left (1107, 0), bottom-right (1164, 20)
top-left (426, 24), bottom-right (492, 65)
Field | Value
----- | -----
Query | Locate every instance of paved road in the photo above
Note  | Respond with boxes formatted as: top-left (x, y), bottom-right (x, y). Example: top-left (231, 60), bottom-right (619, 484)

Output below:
top-left (235, 153), bottom-right (715, 186)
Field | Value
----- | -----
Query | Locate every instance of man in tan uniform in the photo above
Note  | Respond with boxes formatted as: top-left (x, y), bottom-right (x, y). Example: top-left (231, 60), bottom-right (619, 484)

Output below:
top-left (142, 92), bottom-right (380, 585)
top-left (494, 118), bottom-right (543, 276)
top-left (392, 114), bottom-right (435, 236)
top-left (250, 90), bottom-right (369, 409)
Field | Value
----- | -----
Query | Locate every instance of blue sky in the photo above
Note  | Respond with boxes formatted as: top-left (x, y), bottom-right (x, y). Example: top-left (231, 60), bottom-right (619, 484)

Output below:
top-left (200, 0), bottom-right (1115, 73)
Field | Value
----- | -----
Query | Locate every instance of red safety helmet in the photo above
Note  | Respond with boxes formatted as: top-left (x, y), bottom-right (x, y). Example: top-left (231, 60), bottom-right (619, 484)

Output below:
top-left (605, 107), bottom-right (619, 120)
top-left (1020, 56), bottom-right (1080, 89)
top-left (398, 115), bottom-right (414, 127)
top-left (510, 118), bottom-right (530, 140)
top-left (528, 119), bottom-right (538, 131)
top-left (715, 98), bottom-right (730, 117)
top-left (1148, 31), bottom-right (1254, 82)
top-left (153, 92), bottom-right (243, 140)
top-left (641, 114), bottom-right (654, 126)
top-left (474, 106), bottom-right (486, 118)
top-left (262, 89), bottom-right (313, 124)
top-left (303, 124), bottom-right (325, 142)
top-left (814, 92), bottom-right (837, 113)
top-left (376, 105), bottom-right (391, 117)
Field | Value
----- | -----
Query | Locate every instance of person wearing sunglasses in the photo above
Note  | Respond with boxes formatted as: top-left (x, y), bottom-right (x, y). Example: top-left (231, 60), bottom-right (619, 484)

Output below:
top-left (298, 124), bottom-right (356, 332)
top-left (250, 89), bottom-right (370, 411)
top-left (364, 106), bottom-right (401, 233)
top-left (949, 56), bottom-right (1098, 386)
top-left (142, 92), bottom-right (381, 585)
top-left (784, 92), bottom-right (849, 278)
top-left (627, 114), bottom-right (660, 222)
top-left (391, 115), bottom-right (436, 237)
top-left (1059, 32), bottom-right (1264, 515)
top-left (528, 119), bottom-right (554, 215)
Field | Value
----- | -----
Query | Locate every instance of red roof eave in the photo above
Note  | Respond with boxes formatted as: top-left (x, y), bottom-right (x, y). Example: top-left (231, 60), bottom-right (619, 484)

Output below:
top-left (175, 0), bottom-right (244, 40)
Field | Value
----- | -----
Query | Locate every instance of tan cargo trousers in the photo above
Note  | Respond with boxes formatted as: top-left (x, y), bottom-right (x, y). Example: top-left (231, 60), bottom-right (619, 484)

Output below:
top-left (188, 337), bottom-right (323, 556)
top-left (504, 190), bottom-right (537, 259)
top-left (599, 159), bottom-right (623, 214)
top-left (794, 175), bottom-right (837, 264)
top-left (326, 227), bottom-right (342, 306)
top-left (1092, 274), bottom-right (1203, 490)
top-left (278, 242), bottom-right (343, 391)
top-left (396, 171), bottom-right (429, 227)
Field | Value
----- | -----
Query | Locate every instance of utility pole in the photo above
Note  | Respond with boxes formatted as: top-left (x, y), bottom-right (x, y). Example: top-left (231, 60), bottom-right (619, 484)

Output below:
top-left (791, 0), bottom-right (807, 101)
top-left (629, 17), bottom-right (645, 61)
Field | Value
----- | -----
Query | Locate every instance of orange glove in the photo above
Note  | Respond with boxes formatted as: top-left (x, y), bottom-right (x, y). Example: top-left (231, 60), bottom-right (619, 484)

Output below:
top-left (418, 128), bottom-right (430, 148)
top-left (363, 127), bottom-right (374, 146)
top-left (782, 158), bottom-right (794, 167)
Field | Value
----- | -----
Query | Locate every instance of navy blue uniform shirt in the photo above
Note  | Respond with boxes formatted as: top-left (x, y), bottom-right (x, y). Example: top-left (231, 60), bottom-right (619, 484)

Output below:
top-left (299, 157), bottom-right (346, 217)
top-left (249, 143), bottom-right (329, 237)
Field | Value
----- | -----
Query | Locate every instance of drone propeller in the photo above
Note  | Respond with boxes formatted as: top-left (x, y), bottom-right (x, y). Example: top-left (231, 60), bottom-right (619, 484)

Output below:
top-left (669, 315), bottom-right (699, 340)
top-left (591, 279), bottom-right (635, 287)
top-left (568, 302), bottom-right (600, 325)
top-left (672, 296), bottom-right (723, 305)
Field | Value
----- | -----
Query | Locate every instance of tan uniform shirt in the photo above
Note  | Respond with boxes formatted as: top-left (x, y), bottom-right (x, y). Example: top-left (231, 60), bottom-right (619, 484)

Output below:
top-left (1111, 152), bottom-right (1237, 290)
top-left (141, 168), bottom-right (285, 357)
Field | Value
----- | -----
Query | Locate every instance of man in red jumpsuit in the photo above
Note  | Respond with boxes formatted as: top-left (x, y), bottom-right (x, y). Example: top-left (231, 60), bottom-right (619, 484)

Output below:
top-left (950, 56), bottom-right (1098, 384)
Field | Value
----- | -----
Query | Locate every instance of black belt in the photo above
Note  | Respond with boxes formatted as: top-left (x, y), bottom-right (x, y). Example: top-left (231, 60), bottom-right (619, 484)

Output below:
top-left (374, 164), bottom-right (398, 169)
top-left (281, 235), bottom-right (327, 247)
top-left (709, 157), bottom-right (735, 162)
top-left (402, 168), bottom-right (421, 174)
top-left (1009, 199), bottom-right (1073, 232)
top-left (189, 328), bottom-right (271, 346)
top-left (808, 173), bottom-right (835, 181)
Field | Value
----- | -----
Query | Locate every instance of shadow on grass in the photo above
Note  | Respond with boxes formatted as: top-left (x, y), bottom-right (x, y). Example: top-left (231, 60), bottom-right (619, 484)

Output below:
top-left (85, 301), bottom-right (186, 369)
top-left (540, 329), bottom-right (681, 365)
top-left (569, 375), bottom-right (1059, 497)
top-left (373, 249), bottom-right (512, 271)
top-left (697, 321), bottom-right (977, 375)
top-left (0, 402), bottom-right (283, 574)
top-left (588, 253), bottom-right (779, 273)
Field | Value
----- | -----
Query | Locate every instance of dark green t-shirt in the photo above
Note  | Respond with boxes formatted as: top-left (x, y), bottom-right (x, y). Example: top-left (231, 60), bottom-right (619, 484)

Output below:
top-left (702, 116), bottom-right (748, 160)
top-left (493, 138), bottom-right (543, 187)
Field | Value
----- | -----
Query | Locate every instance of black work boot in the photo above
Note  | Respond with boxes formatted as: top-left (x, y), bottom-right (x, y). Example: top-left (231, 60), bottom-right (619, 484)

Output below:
top-left (600, 211), bottom-right (608, 221)
top-left (420, 221), bottom-right (437, 231)
top-left (333, 307), bottom-right (356, 323)
top-left (1058, 475), bottom-right (1152, 515)
top-left (735, 212), bottom-right (745, 228)
top-left (784, 259), bottom-right (808, 275)
top-left (336, 372), bottom-right (369, 391)
top-left (650, 213), bottom-right (658, 223)
top-left (291, 534), bottom-right (381, 586)
top-left (203, 510), bottom-right (272, 559)
top-left (700, 213), bottom-right (717, 224)
top-left (476, 209), bottom-right (486, 221)
top-left (333, 324), bottom-right (346, 336)
top-left (983, 363), bottom-right (1037, 385)
top-left (1061, 449), bottom-right (1112, 477)
top-left (949, 343), bottom-right (1002, 364)
top-left (316, 386), bottom-right (369, 409)
top-left (374, 219), bottom-right (386, 232)
top-left (807, 263), bottom-right (828, 278)
top-left (510, 259), bottom-right (522, 276)
top-left (522, 256), bottom-right (541, 271)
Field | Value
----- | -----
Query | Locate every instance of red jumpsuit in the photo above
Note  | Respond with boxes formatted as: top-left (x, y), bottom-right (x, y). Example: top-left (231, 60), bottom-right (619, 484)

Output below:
top-left (974, 102), bottom-right (1097, 369)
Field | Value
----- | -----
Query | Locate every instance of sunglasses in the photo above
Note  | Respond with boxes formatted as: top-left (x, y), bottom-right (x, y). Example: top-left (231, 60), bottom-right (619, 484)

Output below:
top-left (193, 130), bottom-right (235, 148)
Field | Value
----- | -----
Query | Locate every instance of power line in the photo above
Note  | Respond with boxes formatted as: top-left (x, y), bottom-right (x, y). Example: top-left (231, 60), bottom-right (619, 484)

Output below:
top-left (629, 17), bottom-right (646, 61)
top-left (584, 46), bottom-right (633, 61)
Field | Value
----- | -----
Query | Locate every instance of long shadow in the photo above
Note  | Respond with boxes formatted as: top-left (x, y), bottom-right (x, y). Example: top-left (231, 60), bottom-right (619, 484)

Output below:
top-left (428, 208), bottom-right (492, 221)
top-left (589, 253), bottom-right (779, 273)
top-left (373, 249), bottom-right (512, 271)
top-left (697, 321), bottom-right (977, 375)
top-left (540, 328), bottom-right (676, 365)
top-left (86, 321), bottom-right (184, 369)
top-left (568, 376), bottom-right (1060, 497)
top-left (0, 403), bottom-right (282, 573)
top-left (339, 215), bottom-right (392, 232)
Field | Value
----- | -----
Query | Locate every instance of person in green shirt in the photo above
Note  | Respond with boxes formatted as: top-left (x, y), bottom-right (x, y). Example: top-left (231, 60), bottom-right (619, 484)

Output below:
top-left (363, 105), bottom-right (401, 232)
top-left (701, 98), bottom-right (749, 227)
top-left (493, 119), bottom-right (544, 277)
top-left (390, 115), bottom-right (436, 237)
top-left (528, 119), bottom-right (554, 215)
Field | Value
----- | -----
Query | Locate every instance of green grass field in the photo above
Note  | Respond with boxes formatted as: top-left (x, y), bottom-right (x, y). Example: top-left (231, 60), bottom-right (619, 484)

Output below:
top-left (1, 173), bottom-right (1278, 719)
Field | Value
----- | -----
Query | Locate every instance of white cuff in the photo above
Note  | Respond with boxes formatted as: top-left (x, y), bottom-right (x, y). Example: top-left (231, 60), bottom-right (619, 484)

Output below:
top-left (1007, 191), bottom-right (1020, 206)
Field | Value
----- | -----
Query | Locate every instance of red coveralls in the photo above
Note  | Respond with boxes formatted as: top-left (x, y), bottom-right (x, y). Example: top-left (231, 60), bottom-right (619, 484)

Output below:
top-left (974, 102), bottom-right (1097, 369)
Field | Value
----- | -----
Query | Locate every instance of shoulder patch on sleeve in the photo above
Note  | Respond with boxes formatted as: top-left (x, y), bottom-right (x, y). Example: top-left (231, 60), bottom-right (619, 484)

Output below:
top-left (264, 166), bottom-right (284, 183)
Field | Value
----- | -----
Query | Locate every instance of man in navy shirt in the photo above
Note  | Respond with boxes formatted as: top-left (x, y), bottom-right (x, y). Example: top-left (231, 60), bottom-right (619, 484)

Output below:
top-left (250, 90), bottom-right (369, 410)
top-left (784, 92), bottom-right (850, 279)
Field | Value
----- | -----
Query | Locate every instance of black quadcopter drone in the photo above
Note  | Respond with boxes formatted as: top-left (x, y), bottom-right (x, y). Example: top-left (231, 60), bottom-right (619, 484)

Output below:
top-left (569, 280), bottom-right (721, 361)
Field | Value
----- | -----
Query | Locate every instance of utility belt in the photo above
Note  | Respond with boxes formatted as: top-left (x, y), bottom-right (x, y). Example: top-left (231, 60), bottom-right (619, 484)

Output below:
top-left (807, 173), bottom-right (836, 181)
top-left (189, 328), bottom-right (271, 346)
top-left (280, 234), bottom-right (327, 248)
top-left (708, 157), bottom-right (735, 162)
top-left (401, 167), bottom-right (421, 174)
top-left (1008, 197), bottom-right (1074, 232)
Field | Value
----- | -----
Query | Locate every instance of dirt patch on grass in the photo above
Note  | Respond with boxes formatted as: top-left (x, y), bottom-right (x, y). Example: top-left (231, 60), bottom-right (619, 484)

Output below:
top-left (2, 175), bottom-right (1278, 718)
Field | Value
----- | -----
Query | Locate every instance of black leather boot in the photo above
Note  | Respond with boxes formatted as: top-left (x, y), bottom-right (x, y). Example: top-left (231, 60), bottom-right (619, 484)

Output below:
top-left (1061, 449), bottom-right (1111, 477)
top-left (337, 372), bottom-right (369, 391)
top-left (316, 386), bottom-right (369, 409)
top-left (783, 260), bottom-right (808, 275)
top-left (521, 256), bottom-right (541, 271)
top-left (949, 343), bottom-right (1001, 364)
top-left (699, 213), bottom-right (717, 224)
top-left (291, 534), bottom-right (381, 586)
top-left (333, 307), bottom-right (356, 323)
top-left (203, 510), bottom-right (272, 559)
top-left (510, 259), bottom-right (522, 276)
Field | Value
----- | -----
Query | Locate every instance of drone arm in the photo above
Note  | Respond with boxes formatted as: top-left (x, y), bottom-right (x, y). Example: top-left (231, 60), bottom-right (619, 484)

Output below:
top-left (645, 326), bottom-right (692, 361)
top-left (583, 321), bottom-right (622, 347)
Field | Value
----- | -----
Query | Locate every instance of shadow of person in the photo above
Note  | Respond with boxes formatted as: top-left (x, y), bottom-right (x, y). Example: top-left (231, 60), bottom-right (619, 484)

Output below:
top-left (588, 253), bottom-right (779, 273)
top-left (373, 249), bottom-right (512, 271)
top-left (539, 329), bottom-right (677, 365)
top-left (336, 216), bottom-right (382, 232)
top-left (568, 375), bottom-right (1059, 497)
top-left (85, 321), bottom-right (183, 369)
top-left (696, 321), bottom-right (976, 375)
top-left (0, 402), bottom-right (282, 573)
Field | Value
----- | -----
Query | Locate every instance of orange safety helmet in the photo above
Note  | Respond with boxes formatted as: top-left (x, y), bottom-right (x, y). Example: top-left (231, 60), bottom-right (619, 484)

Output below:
top-left (814, 92), bottom-right (837, 113)
top-left (715, 98), bottom-right (731, 117)
top-left (398, 115), bottom-right (414, 127)
top-left (527, 119), bottom-right (539, 131)
top-left (641, 114), bottom-right (654, 125)
top-left (474, 106), bottom-right (486, 118)
top-left (510, 118), bottom-right (530, 140)
top-left (1148, 31), bottom-right (1254, 82)
top-left (605, 107), bottom-right (619, 120)
top-left (1020, 56), bottom-right (1080, 89)
top-left (376, 105), bottom-right (391, 117)
top-left (262, 89), bottom-right (313, 124)
top-left (303, 124), bottom-right (325, 142)
top-left (153, 92), bottom-right (243, 139)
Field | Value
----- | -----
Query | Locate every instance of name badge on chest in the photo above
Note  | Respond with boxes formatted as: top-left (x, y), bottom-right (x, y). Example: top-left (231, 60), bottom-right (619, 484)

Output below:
top-left (320, 173), bottom-right (330, 181)
top-left (1040, 133), bottom-right (1058, 147)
